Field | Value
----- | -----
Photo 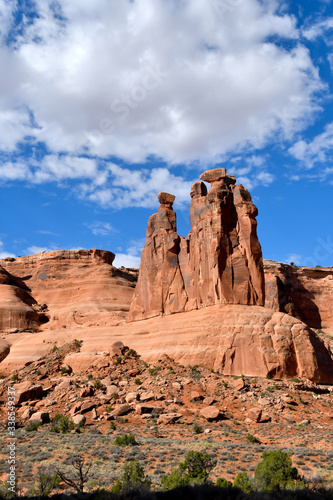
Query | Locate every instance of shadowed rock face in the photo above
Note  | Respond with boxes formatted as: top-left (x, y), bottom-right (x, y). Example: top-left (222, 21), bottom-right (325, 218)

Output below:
top-left (128, 169), bottom-right (265, 321)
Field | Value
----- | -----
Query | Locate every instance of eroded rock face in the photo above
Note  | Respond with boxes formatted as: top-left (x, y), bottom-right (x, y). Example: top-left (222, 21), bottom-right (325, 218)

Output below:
top-left (128, 169), bottom-right (265, 321)
top-left (0, 249), bottom-right (137, 332)
top-left (264, 260), bottom-right (333, 330)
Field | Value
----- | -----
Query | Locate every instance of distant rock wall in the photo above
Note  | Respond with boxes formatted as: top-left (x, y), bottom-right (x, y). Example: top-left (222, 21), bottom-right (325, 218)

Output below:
top-left (0, 249), bottom-right (137, 333)
top-left (128, 168), bottom-right (265, 321)
top-left (264, 260), bottom-right (333, 330)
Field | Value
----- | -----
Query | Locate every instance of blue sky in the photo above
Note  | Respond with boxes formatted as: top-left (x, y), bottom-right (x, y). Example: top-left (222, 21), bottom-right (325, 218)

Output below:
top-left (0, 0), bottom-right (333, 267)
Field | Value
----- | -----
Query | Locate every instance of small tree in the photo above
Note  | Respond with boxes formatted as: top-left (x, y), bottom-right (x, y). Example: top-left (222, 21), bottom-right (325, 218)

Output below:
top-left (56, 456), bottom-right (92, 493)
top-left (234, 472), bottom-right (255, 493)
top-left (34, 471), bottom-right (60, 496)
top-left (112, 460), bottom-right (151, 493)
top-left (254, 450), bottom-right (302, 492)
top-left (216, 478), bottom-right (233, 488)
top-left (51, 414), bottom-right (74, 433)
top-left (161, 451), bottom-right (216, 490)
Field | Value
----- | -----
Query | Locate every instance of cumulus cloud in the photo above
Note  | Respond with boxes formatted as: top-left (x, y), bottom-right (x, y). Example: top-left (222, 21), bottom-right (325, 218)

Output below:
top-left (87, 221), bottom-right (114, 236)
top-left (25, 245), bottom-right (59, 255)
top-left (289, 122), bottom-right (333, 169)
top-left (113, 238), bottom-right (145, 268)
top-left (0, 240), bottom-right (15, 259)
top-left (303, 18), bottom-right (333, 40)
top-left (0, 0), bottom-right (324, 167)
top-left (113, 253), bottom-right (141, 269)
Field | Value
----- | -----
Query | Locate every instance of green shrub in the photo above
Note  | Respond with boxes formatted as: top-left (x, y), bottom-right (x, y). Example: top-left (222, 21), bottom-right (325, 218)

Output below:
top-left (234, 472), bottom-right (255, 493)
top-left (193, 422), bottom-right (203, 434)
top-left (246, 433), bottom-right (258, 444)
top-left (25, 420), bottom-right (41, 432)
top-left (216, 478), bottom-right (233, 488)
top-left (114, 433), bottom-right (137, 447)
top-left (112, 460), bottom-right (151, 493)
top-left (161, 450), bottom-right (216, 490)
top-left (110, 421), bottom-right (116, 431)
top-left (51, 414), bottom-right (74, 433)
top-left (254, 449), bottom-right (303, 492)
top-left (61, 366), bottom-right (70, 375)
top-left (88, 374), bottom-right (93, 380)
top-left (33, 472), bottom-right (60, 496)
top-left (127, 349), bottom-right (137, 357)
top-left (291, 377), bottom-right (300, 383)
top-left (94, 379), bottom-right (102, 389)
top-left (52, 345), bottom-right (58, 352)
top-left (134, 378), bottom-right (142, 385)
top-left (11, 374), bottom-right (18, 382)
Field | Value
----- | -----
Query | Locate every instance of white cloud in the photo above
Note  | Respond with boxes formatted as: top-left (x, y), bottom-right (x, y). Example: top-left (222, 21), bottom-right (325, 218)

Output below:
top-left (85, 165), bottom-right (195, 208)
top-left (113, 238), bottom-right (145, 268)
top-left (289, 122), bottom-right (333, 169)
top-left (0, 0), bottom-right (324, 166)
top-left (0, 240), bottom-right (15, 259)
top-left (26, 245), bottom-right (58, 255)
top-left (285, 254), bottom-right (302, 266)
top-left (87, 221), bottom-right (114, 236)
top-left (303, 18), bottom-right (333, 40)
top-left (113, 253), bottom-right (141, 269)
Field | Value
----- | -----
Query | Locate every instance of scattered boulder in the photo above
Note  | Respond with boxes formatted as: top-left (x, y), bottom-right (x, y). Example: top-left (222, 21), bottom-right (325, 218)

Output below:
top-left (157, 413), bottom-right (182, 425)
top-left (135, 404), bottom-right (163, 415)
top-left (106, 385), bottom-right (119, 397)
top-left (72, 414), bottom-right (86, 426)
top-left (126, 392), bottom-right (139, 403)
top-left (200, 406), bottom-right (220, 421)
top-left (80, 386), bottom-right (94, 398)
top-left (247, 407), bottom-right (262, 423)
top-left (29, 411), bottom-right (50, 424)
top-left (233, 378), bottom-right (245, 391)
top-left (111, 403), bottom-right (132, 417)
top-left (14, 382), bottom-right (43, 405)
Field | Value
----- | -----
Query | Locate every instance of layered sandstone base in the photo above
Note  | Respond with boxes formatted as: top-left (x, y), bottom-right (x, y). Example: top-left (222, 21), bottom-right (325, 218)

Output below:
top-left (1, 305), bottom-right (332, 383)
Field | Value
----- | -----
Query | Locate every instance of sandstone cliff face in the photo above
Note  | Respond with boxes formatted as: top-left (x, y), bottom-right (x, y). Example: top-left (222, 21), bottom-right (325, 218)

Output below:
top-left (128, 169), bottom-right (265, 321)
top-left (264, 260), bottom-right (333, 330)
top-left (0, 249), bottom-right (137, 334)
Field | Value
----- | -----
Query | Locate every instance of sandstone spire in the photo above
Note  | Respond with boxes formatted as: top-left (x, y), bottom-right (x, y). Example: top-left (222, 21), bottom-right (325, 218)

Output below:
top-left (128, 169), bottom-right (265, 321)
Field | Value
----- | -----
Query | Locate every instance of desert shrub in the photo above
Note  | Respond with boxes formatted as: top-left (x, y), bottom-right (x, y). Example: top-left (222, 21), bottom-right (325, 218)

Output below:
top-left (114, 433), bottom-right (137, 447)
top-left (254, 449), bottom-right (304, 492)
top-left (135, 378), bottom-right (142, 385)
top-left (11, 374), bottom-right (18, 382)
top-left (234, 471), bottom-right (255, 493)
top-left (161, 450), bottom-right (216, 490)
top-left (291, 377), bottom-right (301, 383)
top-left (193, 422), bottom-right (203, 434)
top-left (111, 460), bottom-right (151, 493)
top-left (33, 472), bottom-right (60, 496)
top-left (94, 379), bottom-right (102, 389)
top-left (127, 349), bottom-right (137, 357)
top-left (246, 433), bottom-right (258, 444)
top-left (25, 420), bottom-right (41, 432)
top-left (216, 477), bottom-right (233, 488)
top-left (51, 414), bottom-right (74, 433)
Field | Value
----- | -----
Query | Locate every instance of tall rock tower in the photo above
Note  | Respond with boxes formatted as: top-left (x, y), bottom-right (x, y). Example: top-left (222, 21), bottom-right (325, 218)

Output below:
top-left (128, 168), bottom-right (265, 321)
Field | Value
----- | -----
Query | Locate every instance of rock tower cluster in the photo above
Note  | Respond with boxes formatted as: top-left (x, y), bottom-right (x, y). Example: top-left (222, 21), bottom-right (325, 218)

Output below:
top-left (128, 168), bottom-right (265, 321)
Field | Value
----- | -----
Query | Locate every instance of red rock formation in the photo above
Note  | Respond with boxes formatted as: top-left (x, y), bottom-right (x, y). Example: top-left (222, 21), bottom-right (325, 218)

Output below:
top-left (128, 168), bottom-right (265, 321)
top-left (0, 249), bottom-right (137, 333)
top-left (264, 260), bottom-right (333, 330)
